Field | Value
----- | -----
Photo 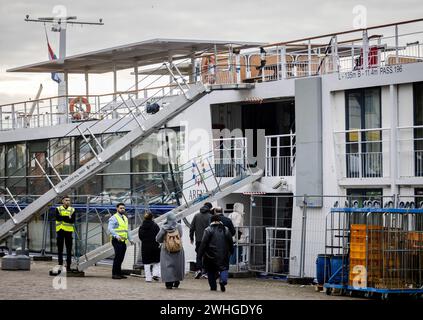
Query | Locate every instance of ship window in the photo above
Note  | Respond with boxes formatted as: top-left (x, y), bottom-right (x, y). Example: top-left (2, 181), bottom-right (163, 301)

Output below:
top-left (102, 133), bottom-right (130, 195)
top-left (49, 138), bottom-right (73, 177)
top-left (413, 82), bottom-right (423, 176)
top-left (346, 188), bottom-right (382, 203)
top-left (345, 87), bottom-right (382, 177)
top-left (5, 143), bottom-right (27, 195)
top-left (131, 128), bottom-right (184, 202)
top-left (346, 188), bottom-right (383, 223)
top-left (28, 140), bottom-right (49, 195)
top-left (75, 136), bottom-right (102, 202)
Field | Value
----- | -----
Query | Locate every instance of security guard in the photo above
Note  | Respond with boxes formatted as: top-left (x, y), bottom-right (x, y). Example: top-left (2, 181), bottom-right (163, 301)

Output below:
top-left (55, 195), bottom-right (75, 271)
top-left (108, 202), bottom-right (134, 279)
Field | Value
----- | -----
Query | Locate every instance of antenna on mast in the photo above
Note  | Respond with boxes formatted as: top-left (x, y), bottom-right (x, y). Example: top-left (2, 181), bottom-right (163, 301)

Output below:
top-left (24, 14), bottom-right (104, 124)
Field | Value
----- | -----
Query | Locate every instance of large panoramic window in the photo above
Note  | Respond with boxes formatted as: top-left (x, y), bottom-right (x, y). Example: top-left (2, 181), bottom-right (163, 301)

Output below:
top-left (27, 140), bottom-right (49, 195)
top-left (132, 128), bottom-right (184, 203)
top-left (102, 133), bottom-right (130, 197)
top-left (345, 87), bottom-right (382, 178)
top-left (49, 138), bottom-right (73, 177)
top-left (75, 137), bottom-right (102, 202)
top-left (5, 143), bottom-right (27, 195)
top-left (413, 82), bottom-right (423, 176)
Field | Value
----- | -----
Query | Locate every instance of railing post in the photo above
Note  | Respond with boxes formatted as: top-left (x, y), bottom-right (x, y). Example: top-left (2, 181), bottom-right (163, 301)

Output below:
top-left (308, 40), bottom-right (312, 76)
top-left (363, 30), bottom-right (369, 70)
top-left (276, 46), bottom-right (281, 80)
top-left (37, 100), bottom-right (40, 128)
top-left (24, 102), bottom-right (27, 128)
top-left (49, 99), bottom-right (53, 126)
top-left (395, 24), bottom-right (399, 64)
top-left (11, 104), bottom-right (16, 130)
top-left (290, 131), bottom-right (294, 174)
top-left (331, 36), bottom-right (338, 73)
top-left (265, 137), bottom-right (269, 176)
top-left (276, 136), bottom-right (280, 177)
top-left (299, 195), bottom-right (308, 278)
top-left (84, 196), bottom-right (90, 258)
top-left (351, 41), bottom-right (355, 71)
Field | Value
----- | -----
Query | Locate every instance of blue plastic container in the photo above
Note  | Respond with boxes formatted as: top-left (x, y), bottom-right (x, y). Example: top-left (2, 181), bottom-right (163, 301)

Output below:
top-left (316, 254), bottom-right (331, 285)
top-left (329, 254), bottom-right (349, 284)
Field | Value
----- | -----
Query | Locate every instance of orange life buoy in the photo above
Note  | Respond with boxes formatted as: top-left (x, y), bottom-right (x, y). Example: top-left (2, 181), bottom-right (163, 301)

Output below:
top-left (69, 96), bottom-right (91, 120)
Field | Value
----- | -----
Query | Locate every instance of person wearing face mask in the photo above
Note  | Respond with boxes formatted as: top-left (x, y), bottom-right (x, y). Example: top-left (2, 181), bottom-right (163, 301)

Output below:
top-left (108, 202), bottom-right (134, 279)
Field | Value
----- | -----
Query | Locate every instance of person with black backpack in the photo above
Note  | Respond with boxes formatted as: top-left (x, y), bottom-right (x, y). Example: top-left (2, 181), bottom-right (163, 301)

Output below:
top-left (156, 212), bottom-right (185, 289)
top-left (198, 215), bottom-right (234, 292)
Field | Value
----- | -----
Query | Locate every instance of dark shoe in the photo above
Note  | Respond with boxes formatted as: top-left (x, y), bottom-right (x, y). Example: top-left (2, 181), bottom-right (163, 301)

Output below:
top-left (210, 287), bottom-right (217, 291)
top-left (112, 275), bottom-right (122, 280)
top-left (119, 275), bottom-right (128, 279)
top-left (166, 286), bottom-right (173, 289)
top-left (219, 282), bottom-right (226, 292)
top-left (152, 276), bottom-right (160, 281)
top-left (194, 271), bottom-right (202, 279)
top-left (173, 281), bottom-right (180, 288)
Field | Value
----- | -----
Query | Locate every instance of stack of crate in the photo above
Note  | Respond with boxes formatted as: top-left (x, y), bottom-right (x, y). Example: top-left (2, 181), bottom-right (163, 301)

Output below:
top-left (349, 224), bottom-right (383, 287)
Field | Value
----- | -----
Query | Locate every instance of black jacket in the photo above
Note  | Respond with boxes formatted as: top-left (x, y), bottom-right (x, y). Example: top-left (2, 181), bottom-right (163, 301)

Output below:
top-left (189, 205), bottom-right (212, 243)
top-left (55, 207), bottom-right (76, 224)
top-left (211, 214), bottom-right (236, 237)
top-left (198, 222), bottom-right (234, 272)
top-left (138, 220), bottom-right (160, 264)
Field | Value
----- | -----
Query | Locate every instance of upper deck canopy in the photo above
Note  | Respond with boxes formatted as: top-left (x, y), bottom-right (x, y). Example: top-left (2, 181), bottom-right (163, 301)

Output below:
top-left (7, 38), bottom-right (264, 74)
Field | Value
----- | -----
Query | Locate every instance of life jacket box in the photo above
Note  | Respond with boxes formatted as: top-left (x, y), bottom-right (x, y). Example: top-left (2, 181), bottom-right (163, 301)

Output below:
top-left (146, 103), bottom-right (160, 114)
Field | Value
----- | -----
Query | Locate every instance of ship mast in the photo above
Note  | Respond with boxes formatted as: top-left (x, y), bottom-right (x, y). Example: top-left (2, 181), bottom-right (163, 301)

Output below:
top-left (24, 15), bottom-right (104, 123)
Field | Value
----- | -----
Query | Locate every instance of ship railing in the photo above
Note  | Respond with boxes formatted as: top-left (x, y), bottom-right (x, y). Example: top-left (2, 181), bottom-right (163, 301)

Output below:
top-left (265, 133), bottom-right (296, 177)
top-left (333, 127), bottom-right (391, 179)
top-left (198, 18), bottom-right (423, 84)
top-left (397, 125), bottom-right (423, 178)
top-left (212, 137), bottom-right (248, 178)
top-left (0, 83), bottom-right (186, 131)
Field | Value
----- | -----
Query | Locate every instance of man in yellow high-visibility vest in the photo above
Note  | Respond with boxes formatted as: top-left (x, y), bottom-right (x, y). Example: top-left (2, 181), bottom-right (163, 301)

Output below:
top-left (55, 195), bottom-right (75, 271)
top-left (108, 202), bottom-right (134, 279)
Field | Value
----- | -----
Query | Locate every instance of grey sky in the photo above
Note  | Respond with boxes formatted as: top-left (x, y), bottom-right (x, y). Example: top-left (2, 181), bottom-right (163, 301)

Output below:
top-left (0, 0), bottom-right (422, 104)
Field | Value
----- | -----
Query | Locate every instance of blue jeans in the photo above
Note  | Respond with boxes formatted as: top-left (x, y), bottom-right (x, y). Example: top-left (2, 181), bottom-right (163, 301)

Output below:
top-left (229, 245), bottom-right (242, 265)
top-left (207, 270), bottom-right (228, 290)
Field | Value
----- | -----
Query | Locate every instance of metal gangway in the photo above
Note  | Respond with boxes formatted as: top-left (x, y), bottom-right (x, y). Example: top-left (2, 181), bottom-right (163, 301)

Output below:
top-left (73, 161), bottom-right (263, 271)
top-left (0, 62), bottom-right (208, 242)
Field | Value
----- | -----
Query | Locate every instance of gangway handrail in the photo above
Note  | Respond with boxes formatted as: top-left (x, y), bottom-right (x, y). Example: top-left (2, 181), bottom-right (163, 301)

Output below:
top-left (73, 168), bottom-right (263, 271)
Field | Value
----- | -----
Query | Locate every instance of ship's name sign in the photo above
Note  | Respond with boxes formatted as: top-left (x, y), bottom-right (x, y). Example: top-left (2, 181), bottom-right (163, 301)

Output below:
top-left (338, 64), bottom-right (403, 80)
